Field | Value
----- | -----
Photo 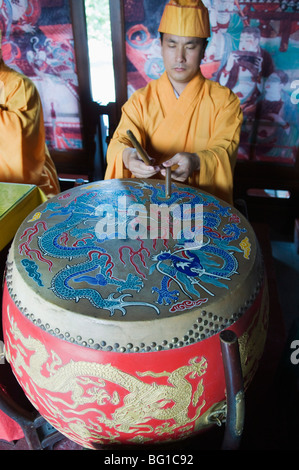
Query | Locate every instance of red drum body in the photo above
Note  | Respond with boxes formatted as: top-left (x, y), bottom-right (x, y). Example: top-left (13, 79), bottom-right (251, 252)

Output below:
top-left (2, 179), bottom-right (268, 449)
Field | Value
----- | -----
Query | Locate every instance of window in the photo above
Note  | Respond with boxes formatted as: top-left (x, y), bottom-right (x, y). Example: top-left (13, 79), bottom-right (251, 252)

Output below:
top-left (85, 0), bottom-right (115, 105)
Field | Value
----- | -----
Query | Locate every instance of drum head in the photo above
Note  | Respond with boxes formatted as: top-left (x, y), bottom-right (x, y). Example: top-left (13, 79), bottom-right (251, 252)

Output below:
top-left (6, 179), bottom-right (263, 352)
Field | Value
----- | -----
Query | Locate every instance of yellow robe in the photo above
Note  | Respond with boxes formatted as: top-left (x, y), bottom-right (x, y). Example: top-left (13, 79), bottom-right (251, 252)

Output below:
top-left (105, 71), bottom-right (243, 204)
top-left (0, 61), bottom-right (60, 198)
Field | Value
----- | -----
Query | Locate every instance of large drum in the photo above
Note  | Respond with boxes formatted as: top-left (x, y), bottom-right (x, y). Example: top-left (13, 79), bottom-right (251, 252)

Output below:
top-left (2, 179), bottom-right (268, 449)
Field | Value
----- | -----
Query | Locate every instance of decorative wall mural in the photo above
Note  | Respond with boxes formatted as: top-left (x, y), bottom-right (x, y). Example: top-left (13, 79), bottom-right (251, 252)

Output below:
top-left (0, 0), bottom-right (83, 151)
top-left (124, 0), bottom-right (299, 164)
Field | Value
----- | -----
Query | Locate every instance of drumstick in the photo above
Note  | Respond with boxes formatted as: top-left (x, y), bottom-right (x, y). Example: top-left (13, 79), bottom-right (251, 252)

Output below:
top-left (165, 166), bottom-right (171, 198)
top-left (126, 130), bottom-right (151, 166)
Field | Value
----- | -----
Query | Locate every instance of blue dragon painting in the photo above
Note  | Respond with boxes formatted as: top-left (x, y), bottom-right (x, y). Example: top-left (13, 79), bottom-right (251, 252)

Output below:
top-left (18, 180), bottom-right (250, 317)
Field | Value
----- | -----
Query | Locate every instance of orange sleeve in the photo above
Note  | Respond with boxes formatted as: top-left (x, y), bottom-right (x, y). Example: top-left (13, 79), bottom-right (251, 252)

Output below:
top-left (189, 91), bottom-right (243, 204)
top-left (0, 67), bottom-right (60, 197)
top-left (105, 91), bottom-right (148, 180)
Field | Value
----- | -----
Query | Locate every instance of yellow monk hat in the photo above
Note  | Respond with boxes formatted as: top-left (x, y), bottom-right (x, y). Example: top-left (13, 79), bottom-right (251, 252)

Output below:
top-left (158, 0), bottom-right (210, 38)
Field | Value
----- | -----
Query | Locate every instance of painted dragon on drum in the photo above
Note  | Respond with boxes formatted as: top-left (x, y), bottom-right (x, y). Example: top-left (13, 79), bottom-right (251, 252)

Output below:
top-left (18, 180), bottom-right (250, 317)
top-left (3, 178), bottom-right (268, 449)
top-left (5, 308), bottom-right (208, 443)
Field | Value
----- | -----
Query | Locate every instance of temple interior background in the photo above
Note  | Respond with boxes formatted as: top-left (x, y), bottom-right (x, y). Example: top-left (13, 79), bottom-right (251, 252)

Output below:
top-left (0, 0), bottom-right (298, 451)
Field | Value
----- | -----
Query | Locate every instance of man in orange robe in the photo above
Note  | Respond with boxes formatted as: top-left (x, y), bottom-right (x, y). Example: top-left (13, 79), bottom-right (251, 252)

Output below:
top-left (105, 0), bottom-right (242, 205)
top-left (0, 34), bottom-right (60, 198)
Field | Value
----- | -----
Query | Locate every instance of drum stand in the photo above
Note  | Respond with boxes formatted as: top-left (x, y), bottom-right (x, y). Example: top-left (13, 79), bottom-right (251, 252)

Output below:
top-left (220, 330), bottom-right (245, 450)
top-left (0, 362), bottom-right (65, 450)
top-left (0, 330), bottom-right (244, 450)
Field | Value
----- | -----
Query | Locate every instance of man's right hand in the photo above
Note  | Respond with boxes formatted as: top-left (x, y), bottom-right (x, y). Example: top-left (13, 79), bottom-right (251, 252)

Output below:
top-left (122, 148), bottom-right (161, 178)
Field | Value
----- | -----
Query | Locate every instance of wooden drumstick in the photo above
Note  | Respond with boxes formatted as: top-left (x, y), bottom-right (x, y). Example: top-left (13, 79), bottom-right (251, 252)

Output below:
top-left (165, 166), bottom-right (171, 198)
top-left (126, 130), bottom-right (151, 166)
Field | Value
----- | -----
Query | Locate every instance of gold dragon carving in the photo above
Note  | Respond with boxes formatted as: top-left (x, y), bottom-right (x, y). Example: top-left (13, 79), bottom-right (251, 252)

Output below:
top-left (4, 282), bottom-right (268, 446)
top-left (5, 306), bottom-right (208, 443)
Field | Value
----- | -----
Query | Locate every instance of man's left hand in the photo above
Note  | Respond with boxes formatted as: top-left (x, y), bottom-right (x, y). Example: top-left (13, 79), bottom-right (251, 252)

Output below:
top-left (161, 152), bottom-right (200, 182)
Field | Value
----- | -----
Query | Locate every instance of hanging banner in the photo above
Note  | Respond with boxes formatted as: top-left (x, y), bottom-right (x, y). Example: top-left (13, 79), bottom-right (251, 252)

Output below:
top-left (0, 0), bottom-right (83, 151)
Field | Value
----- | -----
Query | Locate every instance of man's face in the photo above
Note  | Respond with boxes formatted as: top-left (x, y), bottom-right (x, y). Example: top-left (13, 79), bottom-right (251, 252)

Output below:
top-left (239, 33), bottom-right (259, 52)
top-left (161, 34), bottom-right (206, 93)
